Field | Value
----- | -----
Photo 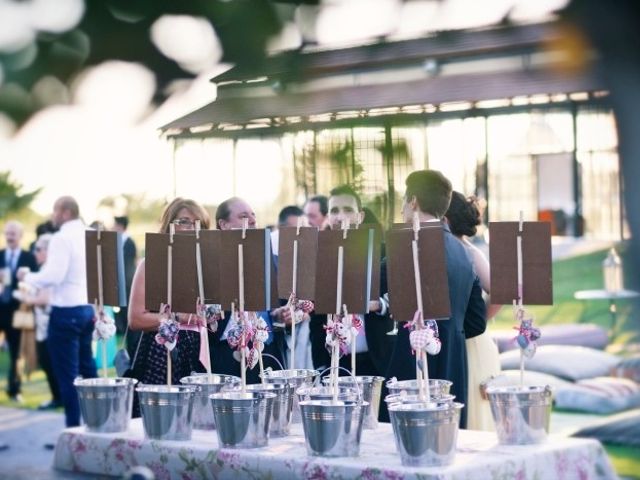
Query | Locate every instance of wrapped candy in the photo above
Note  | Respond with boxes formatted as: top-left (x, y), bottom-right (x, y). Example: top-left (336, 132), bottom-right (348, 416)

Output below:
top-left (155, 304), bottom-right (179, 351)
top-left (197, 301), bottom-right (223, 333)
top-left (227, 311), bottom-right (270, 370)
top-left (93, 309), bottom-right (117, 341)
top-left (324, 313), bottom-right (361, 356)
top-left (288, 295), bottom-right (315, 325)
top-left (513, 310), bottom-right (541, 359)
top-left (404, 312), bottom-right (441, 356)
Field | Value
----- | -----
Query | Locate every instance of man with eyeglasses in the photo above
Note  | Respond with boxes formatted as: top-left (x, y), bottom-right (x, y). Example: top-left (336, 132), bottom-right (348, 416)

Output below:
top-left (19, 197), bottom-right (97, 428)
top-left (210, 197), bottom-right (285, 382)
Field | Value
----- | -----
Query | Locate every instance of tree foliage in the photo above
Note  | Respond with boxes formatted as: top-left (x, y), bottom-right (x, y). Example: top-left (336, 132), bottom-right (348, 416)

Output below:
top-left (0, 171), bottom-right (41, 218)
top-left (0, 0), bottom-right (319, 129)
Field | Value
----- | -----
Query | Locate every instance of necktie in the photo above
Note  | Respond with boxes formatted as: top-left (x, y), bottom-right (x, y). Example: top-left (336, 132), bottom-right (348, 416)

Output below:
top-left (1, 250), bottom-right (15, 303)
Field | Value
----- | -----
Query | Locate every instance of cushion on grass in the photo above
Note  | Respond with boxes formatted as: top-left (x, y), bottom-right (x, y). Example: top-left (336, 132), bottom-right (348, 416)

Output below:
top-left (611, 355), bottom-right (640, 383)
top-left (485, 370), bottom-right (571, 390)
top-left (492, 324), bottom-right (609, 353)
top-left (572, 409), bottom-right (640, 447)
top-left (500, 345), bottom-right (621, 381)
top-left (554, 377), bottom-right (640, 414)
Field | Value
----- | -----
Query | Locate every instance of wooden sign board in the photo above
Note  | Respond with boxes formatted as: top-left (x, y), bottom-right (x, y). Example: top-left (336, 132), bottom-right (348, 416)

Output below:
top-left (314, 228), bottom-right (374, 315)
top-left (489, 221), bottom-right (553, 305)
top-left (278, 226), bottom-right (318, 301)
top-left (219, 229), bottom-right (273, 312)
top-left (199, 230), bottom-right (222, 304)
top-left (145, 232), bottom-right (199, 314)
top-left (386, 224), bottom-right (451, 322)
top-left (360, 223), bottom-right (382, 301)
top-left (85, 231), bottom-right (127, 307)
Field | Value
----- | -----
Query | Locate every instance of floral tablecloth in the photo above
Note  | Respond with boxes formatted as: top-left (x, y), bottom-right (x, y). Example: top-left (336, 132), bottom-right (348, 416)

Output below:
top-left (54, 420), bottom-right (617, 480)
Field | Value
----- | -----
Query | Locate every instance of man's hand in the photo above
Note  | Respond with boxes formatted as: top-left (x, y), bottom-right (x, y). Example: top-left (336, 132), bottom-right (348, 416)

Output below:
top-left (368, 300), bottom-right (381, 312)
top-left (272, 306), bottom-right (294, 326)
top-left (16, 267), bottom-right (30, 281)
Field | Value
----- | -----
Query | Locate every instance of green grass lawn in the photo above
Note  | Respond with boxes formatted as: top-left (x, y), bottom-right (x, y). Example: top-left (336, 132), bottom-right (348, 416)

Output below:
top-left (0, 245), bottom-right (638, 476)
top-left (492, 243), bottom-right (639, 349)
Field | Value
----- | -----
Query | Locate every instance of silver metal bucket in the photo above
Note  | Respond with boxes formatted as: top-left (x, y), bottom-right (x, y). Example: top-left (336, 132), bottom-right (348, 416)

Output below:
top-left (74, 377), bottom-right (138, 433)
top-left (226, 383), bottom-right (294, 438)
top-left (179, 374), bottom-right (240, 430)
top-left (137, 385), bottom-right (197, 441)
top-left (296, 385), bottom-right (359, 404)
top-left (210, 390), bottom-right (276, 448)
top-left (386, 378), bottom-right (453, 399)
top-left (322, 376), bottom-right (384, 429)
top-left (486, 385), bottom-right (553, 445)
top-left (299, 399), bottom-right (368, 457)
top-left (389, 401), bottom-right (463, 467)
top-left (385, 393), bottom-right (455, 405)
top-left (261, 369), bottom-right (317, 423)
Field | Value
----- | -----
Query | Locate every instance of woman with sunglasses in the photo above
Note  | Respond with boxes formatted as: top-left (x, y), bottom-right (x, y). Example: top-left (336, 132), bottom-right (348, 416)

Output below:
top-left (127, 198), bottom-right (211, 414)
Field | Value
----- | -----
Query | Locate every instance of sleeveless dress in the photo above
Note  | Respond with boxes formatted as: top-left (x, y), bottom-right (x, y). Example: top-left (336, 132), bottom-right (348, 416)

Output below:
top-left (463, 240), bottom-right (501, 431)
top-left (465, 331), bottom-right (501, 430)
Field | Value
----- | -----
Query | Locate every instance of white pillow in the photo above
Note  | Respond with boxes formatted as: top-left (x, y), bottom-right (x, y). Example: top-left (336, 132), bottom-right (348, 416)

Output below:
top-left (500, 345), bottom-right (621, 382)
top-left (555, 377), bottom-right (640, 414)
top-left (486, 370), bottom-right (571, 391)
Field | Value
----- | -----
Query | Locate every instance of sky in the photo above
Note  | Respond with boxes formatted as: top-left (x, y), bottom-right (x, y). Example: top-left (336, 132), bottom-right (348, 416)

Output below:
top-left (0, 62), bottom-right (220, 222)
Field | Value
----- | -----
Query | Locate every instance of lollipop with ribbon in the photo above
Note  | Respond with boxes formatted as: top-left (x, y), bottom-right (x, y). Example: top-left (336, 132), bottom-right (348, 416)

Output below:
top-left (513, 308), bottom-right (541, 359)
top-left (196, 300), bottom-right (222, 333)
top-left (92, 305), bottom-right (117, 377)
top-left (227, 310), bottom-right (270, 379)
top-left (324, 312), bottom-right (354, 356)
top-left (155, 303), bottom-right (180, 384)
top-left (406, 313), bottom-right (442, 356)
top-left (288, 294), bottom-right (315, 327)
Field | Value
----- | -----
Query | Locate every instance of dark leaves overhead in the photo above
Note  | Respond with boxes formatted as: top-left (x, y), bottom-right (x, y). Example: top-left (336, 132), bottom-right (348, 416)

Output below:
top-left (0, 0), bottom-right (319, 129)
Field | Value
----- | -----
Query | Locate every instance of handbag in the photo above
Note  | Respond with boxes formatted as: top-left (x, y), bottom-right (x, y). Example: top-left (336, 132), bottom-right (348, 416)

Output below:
top-left (115, 321), bottom-right (144, 377)
top-left (12, 304), bottom-right (35, 330)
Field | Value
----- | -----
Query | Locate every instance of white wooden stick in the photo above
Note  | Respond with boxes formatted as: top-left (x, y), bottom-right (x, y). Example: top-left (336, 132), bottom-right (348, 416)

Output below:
top-left (96, 225), bottom-right (107, 378)
top-left (291, 239), bottom-right (298, 370)
top-left (336, 246), bottom-right (344, 315)
top-left (195, 222), bottom-right (212, 378)
top-left (259, 346), bottom-right (266, 385)
top-left (238, 244), bottom-right (245, 312)
top-left (168, 224), bottom-right (174, 306)
top-left (331, 343), bottom-right (340, 403)
top-left (411, 212), bottom-right (431, 402)
top-left (167, 350), bottom-right (172, 386)
top-left (517, 211), bottom-right (524, 387)
top-left (102, 339), bottom-right (108, 379)
top-left (240, 311), bottom-right (246, 392)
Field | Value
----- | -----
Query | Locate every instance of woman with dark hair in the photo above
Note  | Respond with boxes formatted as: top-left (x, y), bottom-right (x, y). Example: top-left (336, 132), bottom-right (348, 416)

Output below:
top-left (127, 198), bottom-right (211, 413)
top-left (445, 191), bottom-right (500, 431)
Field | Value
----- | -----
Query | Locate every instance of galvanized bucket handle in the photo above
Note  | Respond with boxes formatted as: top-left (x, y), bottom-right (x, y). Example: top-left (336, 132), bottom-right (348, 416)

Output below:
top-left (261, 353), bottom-right (285, 372)
top-left (313, 366), bottom-right (364, 406)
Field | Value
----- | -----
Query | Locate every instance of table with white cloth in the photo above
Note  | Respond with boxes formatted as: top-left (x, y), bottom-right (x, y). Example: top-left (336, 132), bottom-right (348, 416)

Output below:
top-left (53, 420), bottom-right (617, 479)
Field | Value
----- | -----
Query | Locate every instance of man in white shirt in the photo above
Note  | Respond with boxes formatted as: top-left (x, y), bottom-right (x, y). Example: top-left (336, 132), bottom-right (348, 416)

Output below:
top-left (19, 196), bottom-right (97, 427)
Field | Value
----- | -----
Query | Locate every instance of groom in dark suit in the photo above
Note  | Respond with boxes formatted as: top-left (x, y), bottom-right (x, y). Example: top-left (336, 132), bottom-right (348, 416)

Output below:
top-left (308, 185), bottom-right (394, 379)
top-left (385, 170), bottom-right (486, 428)
top-left (0, 220), bottom-right (37, 403)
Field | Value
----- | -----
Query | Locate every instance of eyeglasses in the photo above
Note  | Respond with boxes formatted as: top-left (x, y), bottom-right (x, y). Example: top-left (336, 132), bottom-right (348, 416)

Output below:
top-left (172, 218), bottom-right (196, 227)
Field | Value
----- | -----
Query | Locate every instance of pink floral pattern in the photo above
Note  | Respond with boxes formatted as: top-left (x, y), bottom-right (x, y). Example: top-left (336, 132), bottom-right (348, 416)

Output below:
top-left (54, 421), bottom-right (617, 479)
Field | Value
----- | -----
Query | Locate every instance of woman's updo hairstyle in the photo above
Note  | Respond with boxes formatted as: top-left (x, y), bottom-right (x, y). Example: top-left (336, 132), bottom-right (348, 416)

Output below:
top-left (445, 191), bottom-right (482, 237)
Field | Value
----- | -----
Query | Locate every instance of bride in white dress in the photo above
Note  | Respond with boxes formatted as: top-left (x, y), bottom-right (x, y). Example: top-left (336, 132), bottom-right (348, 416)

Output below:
top-left (446, 192), bottom-right (501, 431)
